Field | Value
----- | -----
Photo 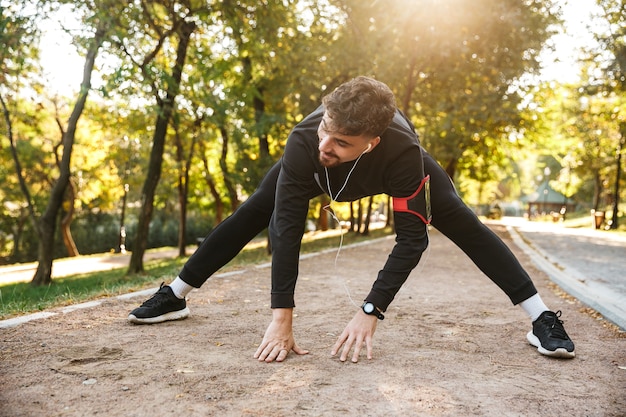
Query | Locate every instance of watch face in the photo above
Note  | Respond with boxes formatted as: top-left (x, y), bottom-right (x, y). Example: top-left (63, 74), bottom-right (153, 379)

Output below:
top-left (363, 303), bottom-right (375, 314)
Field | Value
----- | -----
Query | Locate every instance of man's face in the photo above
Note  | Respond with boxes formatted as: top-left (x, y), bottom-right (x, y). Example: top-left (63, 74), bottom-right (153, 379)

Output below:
top-left (317, 114), bottom-right (377, 168)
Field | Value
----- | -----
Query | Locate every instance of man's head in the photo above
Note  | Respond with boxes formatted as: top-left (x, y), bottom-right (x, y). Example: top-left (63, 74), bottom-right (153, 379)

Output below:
top-left (318, 76), bottom-right (396, 167)
top-left (322, 76), bottom-right (396, 137)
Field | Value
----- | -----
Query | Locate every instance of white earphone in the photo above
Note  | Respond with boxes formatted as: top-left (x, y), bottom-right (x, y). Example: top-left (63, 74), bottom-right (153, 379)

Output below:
top-left (363, 143), bottom-right (372, 154)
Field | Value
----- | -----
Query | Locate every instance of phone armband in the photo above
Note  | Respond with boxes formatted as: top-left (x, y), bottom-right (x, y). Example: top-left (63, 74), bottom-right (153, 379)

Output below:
top-left (392, 175), bottom-right (431, 225)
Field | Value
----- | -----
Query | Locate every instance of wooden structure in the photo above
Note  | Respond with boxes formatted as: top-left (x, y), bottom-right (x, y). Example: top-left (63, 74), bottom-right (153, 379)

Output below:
top-left (522, 180), bottom-right (576, 219)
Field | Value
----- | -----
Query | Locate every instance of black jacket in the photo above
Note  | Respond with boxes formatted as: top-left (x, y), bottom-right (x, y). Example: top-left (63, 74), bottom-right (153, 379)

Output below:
top-left (269, 106), bottom-right (430, 311)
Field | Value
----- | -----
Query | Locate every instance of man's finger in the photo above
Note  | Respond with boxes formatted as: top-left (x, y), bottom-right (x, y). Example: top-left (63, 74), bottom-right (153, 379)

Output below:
top-left (253, 341), bottom-right (269, 359)
top-left (351, 338), bottom-right (363, 363)
top-left (274, 349), bottom-right (289, 362)
top-left (293, 344), bottom-right (310, 356)
top-left (365, 337), bottom-right (373, 360)
top-left (256, 343), bottom-right (276, 362)
top-left (330, 333), bottom-right (347, 356)
top-left (263, 346), bottom-right (277, 362)
top-left (339, 337), bottom-right (354, 362)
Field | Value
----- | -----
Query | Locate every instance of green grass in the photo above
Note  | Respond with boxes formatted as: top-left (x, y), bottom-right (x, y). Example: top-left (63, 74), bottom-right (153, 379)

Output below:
top-left (0, 227), bottom-right (393, 320)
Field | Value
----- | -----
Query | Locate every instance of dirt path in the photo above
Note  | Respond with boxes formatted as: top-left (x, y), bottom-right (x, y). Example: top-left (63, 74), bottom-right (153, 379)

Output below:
top-left (1, 225), bottom-right (624, 416)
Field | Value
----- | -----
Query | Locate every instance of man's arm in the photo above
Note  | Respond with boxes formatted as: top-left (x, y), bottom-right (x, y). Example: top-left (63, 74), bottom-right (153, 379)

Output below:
top-left (256, 128), bottom-right (319, 362)
top-left (269, 141), bottom-right (319, 308)
top-left (330, 211), bottom-right (428, 363)
top-left (365, 210), bottom-right (429, 311)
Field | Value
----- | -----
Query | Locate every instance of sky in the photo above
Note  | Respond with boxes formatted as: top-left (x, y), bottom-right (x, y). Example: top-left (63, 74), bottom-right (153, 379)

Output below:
top-left (38, 0), bottom-right (604, 95)
top-left (537, 0), bottom-right (604, 83)
top-left (38, 7), bottom-right (85, 95)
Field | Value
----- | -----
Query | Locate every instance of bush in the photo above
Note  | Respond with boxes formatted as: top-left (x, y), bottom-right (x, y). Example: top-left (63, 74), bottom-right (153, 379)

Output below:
top-left (3, 209), bottom-right (218, 264)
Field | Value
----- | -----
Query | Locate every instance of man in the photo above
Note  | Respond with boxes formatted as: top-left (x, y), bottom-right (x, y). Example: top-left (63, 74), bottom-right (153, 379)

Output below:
top-left (128, 76), bottom-right (575, 362)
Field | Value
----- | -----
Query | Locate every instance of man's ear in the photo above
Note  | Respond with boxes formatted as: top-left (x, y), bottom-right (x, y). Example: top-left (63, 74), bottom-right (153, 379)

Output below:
top-left (365, 136), bottom-right (381, 153)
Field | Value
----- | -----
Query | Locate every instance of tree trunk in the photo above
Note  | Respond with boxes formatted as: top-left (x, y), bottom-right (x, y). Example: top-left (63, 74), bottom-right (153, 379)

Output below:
top-left (400, 56), bottom-right (418, 117)
top-left (178, 203), bottom-right (188, 255)
top-left (118, 184), bottom-right (128, 253)
top-left (444, 158), bottom-right (457, 181)
top-left (1, 95), bottom-right (38, 259)
top-left (318, 196), bottom-right (329, 231)
top-left (253, 89), bottom-right (270, 159)
top-left (176, 164), bottom-right (189, 258)
top-left (10, 212), bottom-right (28, 261)
top-left (60, 180), bottom-right (79, 257)
top-left (173, 118), bottom-right (198, 257)
top-left (386, 195), bottom-right (393, 229)
top-left (128, 102), bottom-right (170, 273)
top-left (129, 21), bottom-right (195, 274)
top-left (361, 196), bottom-right (374, 235)
top-left (592, 171), bottom-right (602, 211)
top-left (218, 125), bottom-right (240, 212)
top-left (349, 201), bottom-right (356, 232)
top-left (355, 199), bottom-right (363, 232)
top-left (610, 128), bottom-right (625, 229)
top-left (200, 148), bottom-right (225, 225)
top-left (31, 22), bottom-right (106, 286)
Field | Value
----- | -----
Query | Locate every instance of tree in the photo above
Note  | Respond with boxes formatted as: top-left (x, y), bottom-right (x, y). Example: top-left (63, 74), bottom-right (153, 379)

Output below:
top-left (2, 2), bottom-right (114, 284)
top-left (125, 6), bottom-right (197, 273)
top-left (322, 0), bottom-right (559, 184)
top-left (171, 112), bottom-right (198, 256)
top-left (594, 0), bottom-right (625, 227)
top-left (30, 14), bottom-right (111, 286)
top-left (51, 98), bottom-right (80, 257)
top-left (564, 0), bottom-right (626, 222)
top-left (4, 0), bottom-right (591, 266)
top-left (0, 1), bottom-right (41, 262)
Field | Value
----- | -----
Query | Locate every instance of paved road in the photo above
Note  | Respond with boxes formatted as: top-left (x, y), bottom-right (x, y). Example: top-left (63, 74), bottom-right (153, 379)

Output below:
top-left (498, 217), bottom-right (626, 330)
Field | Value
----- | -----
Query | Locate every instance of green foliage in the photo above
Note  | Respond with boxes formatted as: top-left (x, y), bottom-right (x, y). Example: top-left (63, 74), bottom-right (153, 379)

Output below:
top-left (0, 207), bottom-right (216, 263)
top-left (0, 0), bottom-right (42, 87)
top-left (2, 0), bottom-right (625, 266)
top-left (591, 0), bottom-right (625, 92)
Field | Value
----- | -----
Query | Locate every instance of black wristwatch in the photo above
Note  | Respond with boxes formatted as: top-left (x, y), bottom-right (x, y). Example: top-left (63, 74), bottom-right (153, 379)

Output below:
top-left (361, 301), bottom-right (385, 320)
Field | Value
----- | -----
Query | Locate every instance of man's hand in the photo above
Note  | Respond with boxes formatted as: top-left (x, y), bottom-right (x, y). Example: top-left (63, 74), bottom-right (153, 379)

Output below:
top-left (330, 309), bottom-right (378, 363)
top-left (254, 308), bottom-right (309, 362)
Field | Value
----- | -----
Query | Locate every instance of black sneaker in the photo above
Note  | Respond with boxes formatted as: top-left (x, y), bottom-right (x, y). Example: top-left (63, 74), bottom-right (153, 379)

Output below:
top-left (527, 310), bottom-right (575, 358)
top-left (128, 283), bottom-right (190, 324)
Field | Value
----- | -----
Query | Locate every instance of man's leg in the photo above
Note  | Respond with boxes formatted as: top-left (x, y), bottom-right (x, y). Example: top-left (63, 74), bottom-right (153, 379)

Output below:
top-left (423, 150), bottom-right (575, 358)
top-left (179, 162), bottom-right (282, 287)
top-left (423, 151), bottom-right (536, 303)
top-left (128, 162), bottom-right (281, 324)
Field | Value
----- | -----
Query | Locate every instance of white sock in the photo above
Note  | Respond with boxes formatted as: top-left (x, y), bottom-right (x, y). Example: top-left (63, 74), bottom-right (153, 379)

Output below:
top-left (519, 293), bottom-right (549, 322)
top-left (168, 277), bottom-right (195, 299)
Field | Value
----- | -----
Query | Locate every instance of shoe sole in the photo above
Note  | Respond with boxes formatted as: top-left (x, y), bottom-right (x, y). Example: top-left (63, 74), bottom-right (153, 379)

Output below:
top-left (526, 331), bottom-right (575, 358)
top-left (128, 307), bottom-right (190, 324)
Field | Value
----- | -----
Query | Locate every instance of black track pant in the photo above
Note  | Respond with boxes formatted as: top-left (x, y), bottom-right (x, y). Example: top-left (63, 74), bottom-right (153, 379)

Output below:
top-left (179, 151), bottom-right (537, 305)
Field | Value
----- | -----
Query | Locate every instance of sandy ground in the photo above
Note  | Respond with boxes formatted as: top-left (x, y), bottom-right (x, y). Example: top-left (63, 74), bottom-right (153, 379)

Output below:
top-left (1, 224), bottom-right (624, 416)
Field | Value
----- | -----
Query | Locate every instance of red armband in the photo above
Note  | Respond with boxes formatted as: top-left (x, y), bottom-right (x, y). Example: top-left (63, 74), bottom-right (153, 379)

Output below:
top-left (392, 175), bottom-right (431, 224)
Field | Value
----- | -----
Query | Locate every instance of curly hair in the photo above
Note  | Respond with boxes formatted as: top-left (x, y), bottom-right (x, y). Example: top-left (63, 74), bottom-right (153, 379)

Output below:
top-left (321, 76), bottom-right (397, 137)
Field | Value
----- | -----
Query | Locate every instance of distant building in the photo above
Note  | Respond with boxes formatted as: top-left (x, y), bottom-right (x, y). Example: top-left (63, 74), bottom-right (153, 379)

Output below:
top-left (521, 180), bottom-right (576, 219)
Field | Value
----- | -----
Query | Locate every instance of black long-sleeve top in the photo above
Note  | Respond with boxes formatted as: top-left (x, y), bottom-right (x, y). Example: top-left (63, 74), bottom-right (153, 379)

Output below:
top-left (269, 106), bottom-right (429, 312)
